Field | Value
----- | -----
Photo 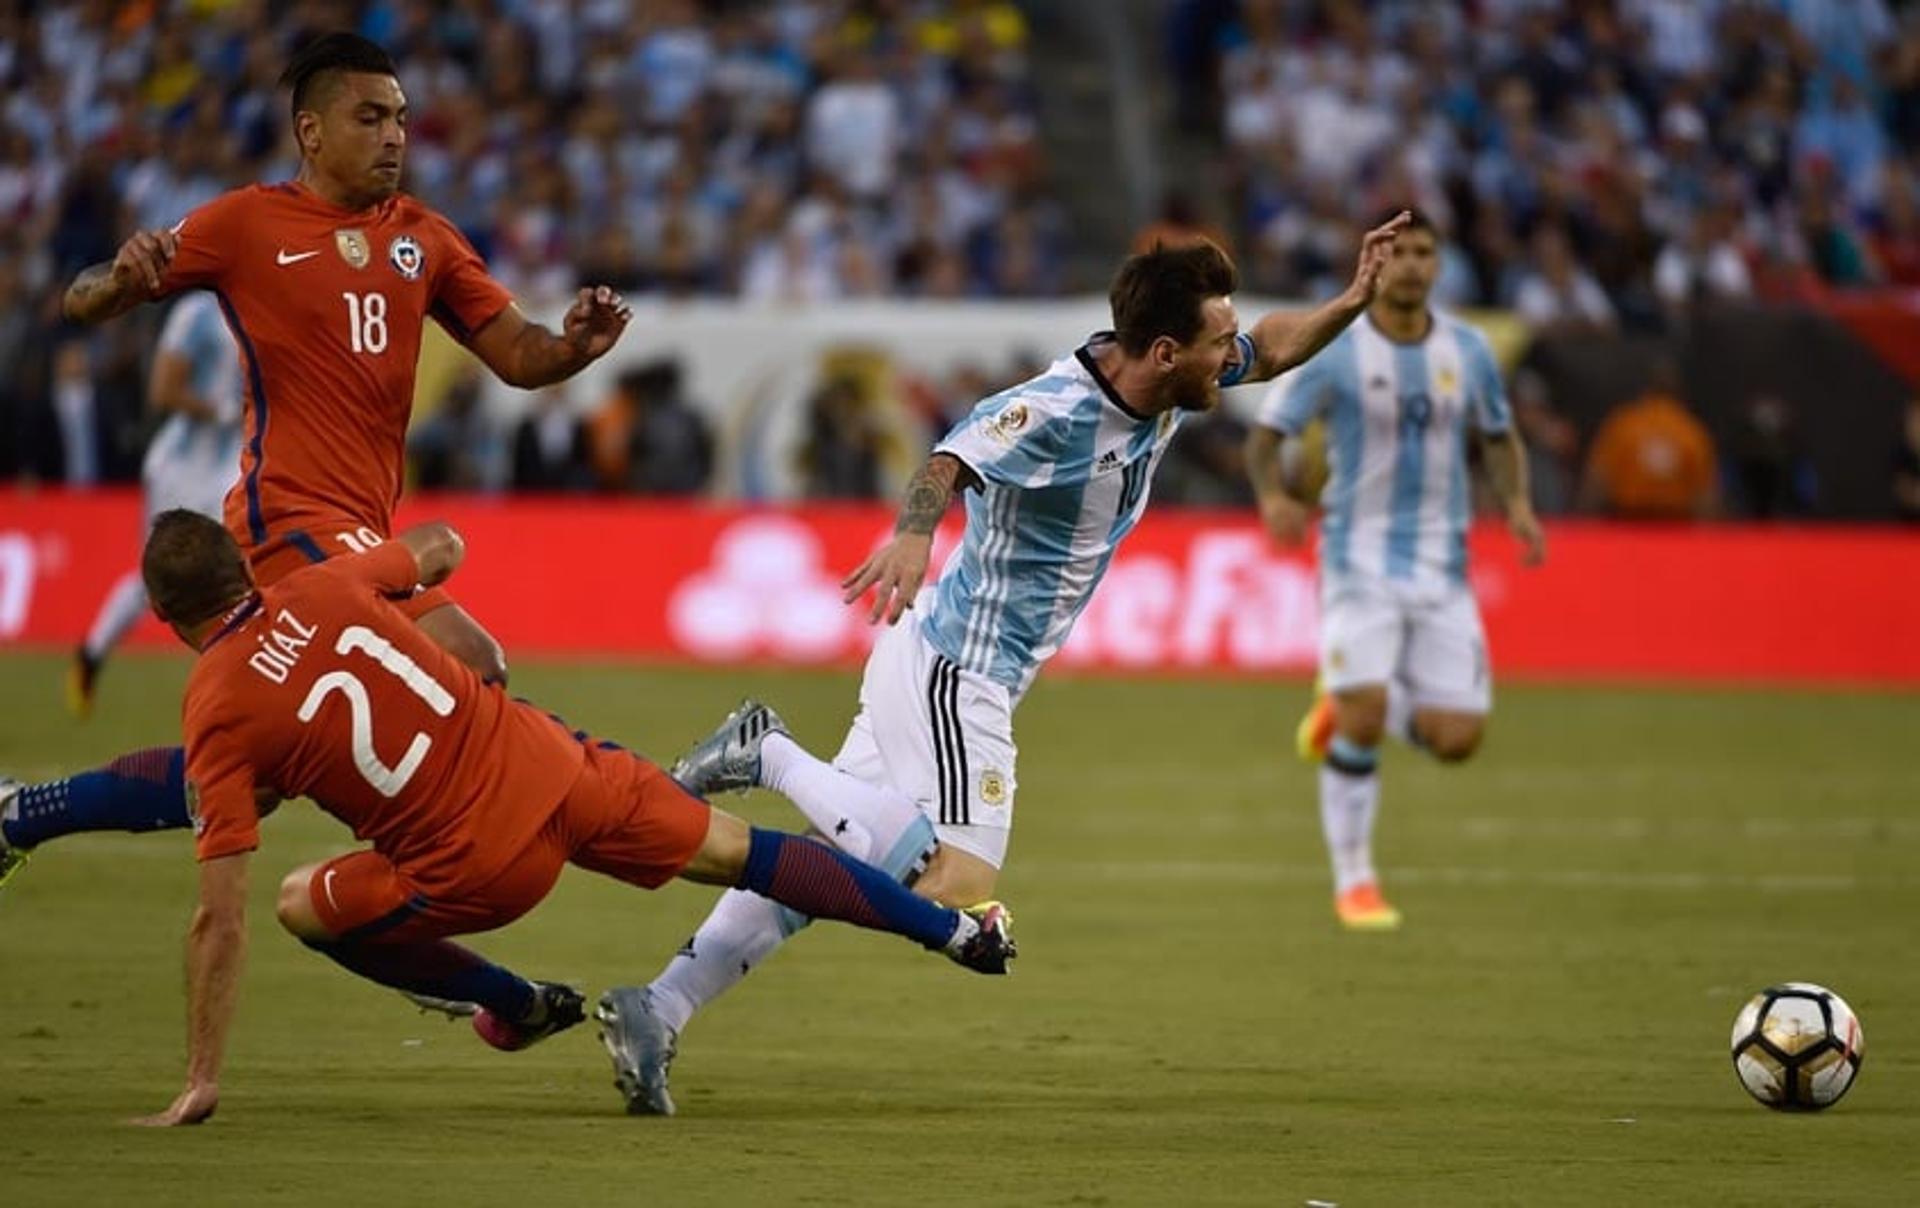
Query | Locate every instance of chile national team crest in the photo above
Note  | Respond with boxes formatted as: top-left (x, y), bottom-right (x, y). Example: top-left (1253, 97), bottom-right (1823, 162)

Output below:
top-left (389, 235), bottom-right (424, 280)
top-left (335, 228), bottom-right (371, 270)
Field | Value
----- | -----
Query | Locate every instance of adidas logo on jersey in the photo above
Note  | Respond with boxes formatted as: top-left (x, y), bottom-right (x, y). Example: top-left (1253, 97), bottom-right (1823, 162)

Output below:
top-left (1096, 449), bottom-right (1123, 473)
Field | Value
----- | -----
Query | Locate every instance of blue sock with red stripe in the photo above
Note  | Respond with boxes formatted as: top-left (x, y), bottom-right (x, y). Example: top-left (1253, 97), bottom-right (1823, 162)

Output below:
top-left (736, 827), bottom-right (962, 951)
top-left (303, 936), bottom-right (538, 1021)
top-left (2, 747), bottom-right (190, 850)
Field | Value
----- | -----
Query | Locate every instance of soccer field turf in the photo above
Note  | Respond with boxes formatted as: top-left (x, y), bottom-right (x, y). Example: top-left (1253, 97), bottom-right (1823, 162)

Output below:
top-left (2, 652), bottom-right (1916, 1206)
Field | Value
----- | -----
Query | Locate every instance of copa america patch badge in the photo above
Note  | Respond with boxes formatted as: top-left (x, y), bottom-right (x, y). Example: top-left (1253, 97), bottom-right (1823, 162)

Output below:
top-left (389, 234), bottom-right (424, 280)
top-left (335, 228), bottom-right (370, 269)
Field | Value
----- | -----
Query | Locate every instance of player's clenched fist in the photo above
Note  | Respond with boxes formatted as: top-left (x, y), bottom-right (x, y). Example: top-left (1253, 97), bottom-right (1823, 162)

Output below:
top-left (112, 228), bottom-right (180, 298)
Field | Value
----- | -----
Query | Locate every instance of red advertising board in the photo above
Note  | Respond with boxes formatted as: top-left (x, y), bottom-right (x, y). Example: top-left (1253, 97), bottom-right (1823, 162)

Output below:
top-left (3, 490), bottom-right (1916, 684)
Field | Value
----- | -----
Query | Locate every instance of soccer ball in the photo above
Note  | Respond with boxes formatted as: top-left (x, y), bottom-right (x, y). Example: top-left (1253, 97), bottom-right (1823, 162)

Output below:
top-left (1729, 983), bottom-right (1864, 1111)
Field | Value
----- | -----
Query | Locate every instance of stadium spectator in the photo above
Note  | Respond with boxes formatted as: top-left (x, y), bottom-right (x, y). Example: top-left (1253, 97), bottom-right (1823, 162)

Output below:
top-left (1652, 202), bottom-right (1756, 320)
top-left (510, 385), bottom-right (594, 493)
top-left (1197, 0), bottom-right (1915, 322)
top-left (1727, 392), bottom-right (1816, 518)
top-left (797, 371), bottom-right (889, 499)
top-left (1513, 225), bottom-right (1618, 334)
top-left (1895, 396), bottom-right (1920, 522)
top-left (0, 1), bottom-right (1057, 488)
top-left (1510, 367), bottom-right (1581, 517)
top-left (1580, 360), bottom-right (1720, 520)
top-left (409, 365), bottom-right (506, 493)
top-left (625, 360), bottom-right (714, 496)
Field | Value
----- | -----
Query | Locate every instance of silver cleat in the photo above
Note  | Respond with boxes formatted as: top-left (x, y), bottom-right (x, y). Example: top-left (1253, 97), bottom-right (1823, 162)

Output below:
top-left (597, 987), bottom-right (680, 1116)
top-left (399, 990), bottom-right (479, 1019)
top-left (668, 700), bottom-right (787, 796)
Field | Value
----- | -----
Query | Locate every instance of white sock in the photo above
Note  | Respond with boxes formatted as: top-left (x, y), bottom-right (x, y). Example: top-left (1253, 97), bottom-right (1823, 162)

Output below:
top-left (758, 732), bottom-right (934, 875)
top-left (1384, 678), bottom-right (1419, 747)
top-left (84, 572), bottom-right (148, 662)
top-left (1318, 764), bottom-right (1381, 895)
top-left (648, 888), bottom-right (807, 1034)
top-left (645, 734), bottom-right (939, 1035)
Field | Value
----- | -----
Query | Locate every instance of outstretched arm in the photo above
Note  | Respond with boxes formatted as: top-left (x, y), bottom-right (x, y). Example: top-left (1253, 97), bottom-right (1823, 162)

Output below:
top-left (64, 228), bottom-right (181, 325)
top-left (1479, 430), bottom-right (1546, 565)
top-left (134, 852), bottom-right (249, 1127)
top-left (1236, 212), bottom-right (1408, 384)
top-left (841, 452), bottom-right (978, 625)
top-left (467, 287), bottom-right (633, 389)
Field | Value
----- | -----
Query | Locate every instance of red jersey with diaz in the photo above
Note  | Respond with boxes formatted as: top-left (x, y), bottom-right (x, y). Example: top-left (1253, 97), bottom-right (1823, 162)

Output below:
top-left (180, 544), bottom-right (583, 887)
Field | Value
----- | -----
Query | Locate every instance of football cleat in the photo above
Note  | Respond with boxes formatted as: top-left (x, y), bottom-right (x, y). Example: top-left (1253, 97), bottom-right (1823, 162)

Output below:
top-left (66, 648), bottom-right (101, 721)
top-left (947, 901), bottom-right (1017, 975)
top-left (1295, 686), bottom-right (1334, 763)
top-left (596, 986), bottom-right (680, 1116)
top-left (471, 981), bottom-right (586, 1052)
top-left (399, 990), bottom-right (478, 1019)
top-left (669, 699), bottom-right (788, 796)
top-left (0, 778), bottom-right (27, 895)
top-left (1334, 882), bottom-right (1402, 931)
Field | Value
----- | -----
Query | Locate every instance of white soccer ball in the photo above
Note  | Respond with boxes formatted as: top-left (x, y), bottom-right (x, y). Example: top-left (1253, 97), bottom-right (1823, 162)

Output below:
top-left (1729, 982), bottom-right (1864, 1111)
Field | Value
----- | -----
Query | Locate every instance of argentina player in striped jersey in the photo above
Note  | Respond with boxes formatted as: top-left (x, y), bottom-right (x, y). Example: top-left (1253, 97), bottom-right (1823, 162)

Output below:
top-left (69, 291), bottom-right (245, 718)
top-left (592, 215), bottom-right (1411, 1115)
top-left (1245, 209), bottom-right (1547, 931)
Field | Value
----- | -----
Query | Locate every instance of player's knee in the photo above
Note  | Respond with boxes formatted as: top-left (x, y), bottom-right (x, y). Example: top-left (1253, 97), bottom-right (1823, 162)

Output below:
top-left (1335, 711), bottom-right (1387, 749)
top-left (275, 866), bottom-right (334, 941)
top-left (1332, 689), bottom-right (1388, 748)
top-left (1424, 717), bottom-right (1484, 763)
top-left (912, 845), bottom-right (999, 907)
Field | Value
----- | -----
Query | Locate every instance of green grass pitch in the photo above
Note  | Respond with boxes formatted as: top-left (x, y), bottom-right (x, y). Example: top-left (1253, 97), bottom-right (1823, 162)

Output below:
top-left (2, 652), bottom-right (1917, 1206)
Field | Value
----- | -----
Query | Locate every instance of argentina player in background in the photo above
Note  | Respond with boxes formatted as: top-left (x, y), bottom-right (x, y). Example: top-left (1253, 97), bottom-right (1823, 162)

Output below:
top-left (593, 213), bottom-right (1411, 1116)
top-left (1246, 208), bottom-right (1547, 932)
top-left (69, 292), bottom-right (244, 718)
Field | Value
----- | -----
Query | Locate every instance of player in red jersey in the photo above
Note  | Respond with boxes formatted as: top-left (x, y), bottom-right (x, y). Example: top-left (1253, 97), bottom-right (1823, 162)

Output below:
top-left (61, 31), bottom-right (623, 674)
top-left (2, 34), bottom-right (625, 883)
top-left (125, 510), bottom-right (1014, 1127)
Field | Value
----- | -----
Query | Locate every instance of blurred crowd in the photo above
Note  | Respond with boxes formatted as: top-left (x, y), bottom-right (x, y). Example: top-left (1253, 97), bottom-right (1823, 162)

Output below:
top-left (0, 0), bottom-right (1059, 481)
top-left (1174, 0), bottom-right (1920, 329)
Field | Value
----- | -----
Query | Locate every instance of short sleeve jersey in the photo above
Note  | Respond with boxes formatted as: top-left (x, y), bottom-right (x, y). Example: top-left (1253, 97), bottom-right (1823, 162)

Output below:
top-left (159, 183), bottom-right (515, 549)
top-left (1255, 311), bottom-right (1511, 588)
top-left (921, 331), bottom-right (1254, 696)
top-left (180, 545), bottom-right (584, 886)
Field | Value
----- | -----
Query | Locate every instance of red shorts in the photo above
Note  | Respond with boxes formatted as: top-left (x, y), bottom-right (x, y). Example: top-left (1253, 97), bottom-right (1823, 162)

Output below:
top-left (250, 527), bottom-right (453, 621)
top-left (307, 743), bottom-right (713, 943)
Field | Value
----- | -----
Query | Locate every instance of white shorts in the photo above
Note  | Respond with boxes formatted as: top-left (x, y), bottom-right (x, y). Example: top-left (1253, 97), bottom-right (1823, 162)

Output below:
top-left (1320, 575), bottom-right (1492, 714)
top-left (832, 619), bottom-right (1018, 868)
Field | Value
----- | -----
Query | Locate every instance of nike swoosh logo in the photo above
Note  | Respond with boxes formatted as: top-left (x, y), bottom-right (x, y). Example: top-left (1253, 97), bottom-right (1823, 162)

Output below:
top-left (276, 249), bottom-right (320, 265)
top-left (322, 867), bottom-right (342, 912)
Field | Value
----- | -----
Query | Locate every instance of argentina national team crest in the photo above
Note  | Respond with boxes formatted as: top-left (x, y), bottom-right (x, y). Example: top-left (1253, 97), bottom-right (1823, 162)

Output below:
top-left (335, 228), bottom-right (370, 270)
top-left (389, 234), bottom-right (424, 280)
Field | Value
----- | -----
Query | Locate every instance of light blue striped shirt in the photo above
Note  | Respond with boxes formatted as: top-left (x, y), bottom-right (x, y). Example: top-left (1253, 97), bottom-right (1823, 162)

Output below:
top-left (921, 332), bottom-right (1253, 695)
top-left (1255, 311), bottom-right (1510, 589)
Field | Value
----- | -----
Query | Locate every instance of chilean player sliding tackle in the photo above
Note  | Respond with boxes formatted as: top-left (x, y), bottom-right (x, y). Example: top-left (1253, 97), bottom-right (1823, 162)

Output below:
top-left (594, 216), bottom-right (1411, 1115)
top-left (123, 511), bottom-right (1013, 1127)
top-left (1, 32), bottom-right (628, 890)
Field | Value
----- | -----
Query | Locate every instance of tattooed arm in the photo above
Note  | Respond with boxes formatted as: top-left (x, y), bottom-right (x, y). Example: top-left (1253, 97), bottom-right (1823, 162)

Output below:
top-left (841, 452), bottom-right (978, 625)
top-left (64, 228), bottom-right (181, 325)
